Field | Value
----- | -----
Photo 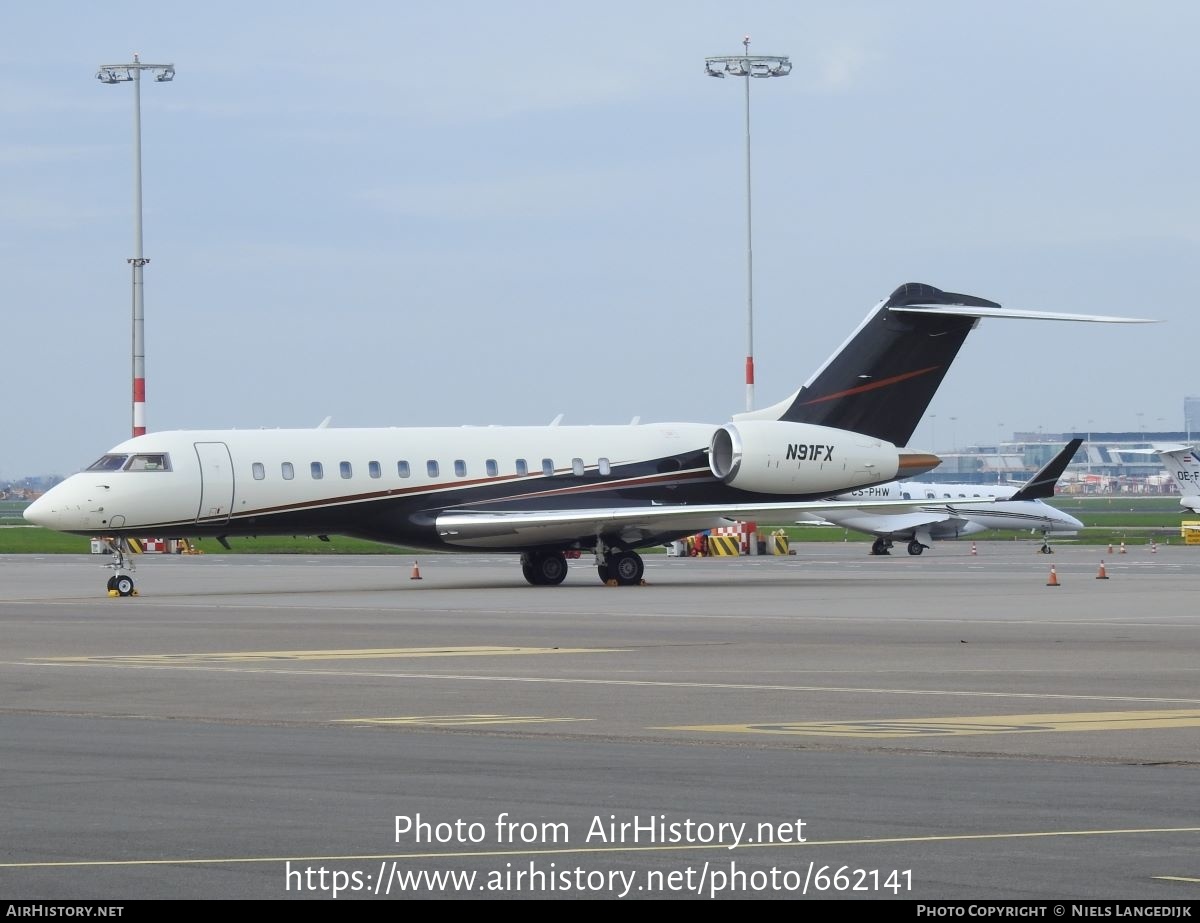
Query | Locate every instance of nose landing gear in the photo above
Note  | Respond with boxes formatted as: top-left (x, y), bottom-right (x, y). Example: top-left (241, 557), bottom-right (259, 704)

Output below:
top-left (102, 537), bottom-right (138, 597)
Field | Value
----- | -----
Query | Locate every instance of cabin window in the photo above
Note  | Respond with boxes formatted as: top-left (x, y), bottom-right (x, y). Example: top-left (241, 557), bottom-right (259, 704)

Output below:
top-left (368, 461), bottom-right (381, 479)
top-left (86, 454), bottom-right (129, 471)
top-left (398, 461), bottom-right (411, 478)
top-left (311, 462), bottom-right (324, 480)
top-left (598, 457), bottom-right (611, 476)
top-left (125, 454), bottom-right (171, 472)
top-left (572, 458), bottom-right (585, 476)
top-left (454, 459), bottom-right (467, 477)
top-left (340, 461), bottom-right (353, 479)
top-left (542, 458), bottom-right (554, 477)
top-left (252, 462), bottom-right (265, 481)
top-left (486, 459), bottom-right (498, 477)
top-left (515, 458), bottom-right (528, 476)
top-left (427, 460), bottom-right (439, 478)
top-left (282, 462), bottom-right (295, 480)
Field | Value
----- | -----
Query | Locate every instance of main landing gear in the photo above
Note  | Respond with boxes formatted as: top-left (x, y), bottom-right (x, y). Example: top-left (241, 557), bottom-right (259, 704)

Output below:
top-left (520, 551), bottom-right (569, 586)
top-left (518, 545), bottom-right (647, 586)
top-left (596, 549), bottom-right (645, 587)
top-left (102, 537), bottom-right (138, 597)
top-left (871, 537), bottom-right (929, 556)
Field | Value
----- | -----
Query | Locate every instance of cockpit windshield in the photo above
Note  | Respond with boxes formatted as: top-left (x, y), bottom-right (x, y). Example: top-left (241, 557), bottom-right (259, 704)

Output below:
top-left (83, 453), bottom-right (171, 472)
top-left (86, 454), bottom-right (129, 471)
top-left (125, 454), bottom-right (171, 472)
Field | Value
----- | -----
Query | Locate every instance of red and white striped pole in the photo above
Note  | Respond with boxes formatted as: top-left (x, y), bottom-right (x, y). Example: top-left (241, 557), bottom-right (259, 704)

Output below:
top-left (132, 358), bottom-right (146, 436)
top-left (97, 54), bottom-right (174, 439)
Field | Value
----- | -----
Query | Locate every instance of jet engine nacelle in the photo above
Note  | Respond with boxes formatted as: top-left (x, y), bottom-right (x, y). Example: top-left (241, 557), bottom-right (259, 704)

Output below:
top-left (710, 421), bottom-right (902, 495)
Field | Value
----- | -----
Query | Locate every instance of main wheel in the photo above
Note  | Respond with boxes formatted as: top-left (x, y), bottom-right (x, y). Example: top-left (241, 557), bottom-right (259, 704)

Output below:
top-left (907, 540), bottom-right (925, 556)
top-left (871, 538), bottom-right (890, 556)
top-left (609, 551), bottom-right (644, 586)
top-left (525, 551), bottom-right (568, 586)
top-left (596, 563), bottom-right (610, 583)
top-left (114, 574), bottom-right (135, 597)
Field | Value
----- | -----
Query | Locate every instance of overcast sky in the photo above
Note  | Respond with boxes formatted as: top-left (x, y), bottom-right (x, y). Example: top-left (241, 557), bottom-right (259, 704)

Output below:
top-left (2, 2), bottom-right (1197, 478)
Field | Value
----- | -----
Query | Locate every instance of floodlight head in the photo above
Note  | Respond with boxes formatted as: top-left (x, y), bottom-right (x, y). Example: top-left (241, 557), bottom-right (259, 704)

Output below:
top-left (155, 67), bottom-right (175, 82)
top-left (705, 62), bottom-right (726, 78)
top-left (97, 67), bottom-right (131, 84)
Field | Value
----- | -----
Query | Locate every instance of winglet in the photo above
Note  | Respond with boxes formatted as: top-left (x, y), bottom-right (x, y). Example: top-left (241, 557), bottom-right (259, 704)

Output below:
top-left (1008, 438), bottom-right (1084, 502)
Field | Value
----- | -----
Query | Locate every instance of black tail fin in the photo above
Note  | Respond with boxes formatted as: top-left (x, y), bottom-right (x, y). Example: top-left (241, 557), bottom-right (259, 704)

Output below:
top-left (776, 283), bottom-right (999, 446)
top-left (1008, 439), bottom-right (1084, 501)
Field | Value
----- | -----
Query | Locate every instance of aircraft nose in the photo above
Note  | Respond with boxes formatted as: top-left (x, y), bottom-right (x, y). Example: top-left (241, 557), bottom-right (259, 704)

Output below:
top-left (23, 481), bottom-right (94, 530)
top-left (22, 493), bottom-right (55, 527)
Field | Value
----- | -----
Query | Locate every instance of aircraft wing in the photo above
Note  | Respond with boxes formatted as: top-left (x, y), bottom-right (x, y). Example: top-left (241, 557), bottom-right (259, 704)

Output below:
top-left (435, 497), bottom-right (990, 549)
top-left (802, 508), bottom-right (958, 535)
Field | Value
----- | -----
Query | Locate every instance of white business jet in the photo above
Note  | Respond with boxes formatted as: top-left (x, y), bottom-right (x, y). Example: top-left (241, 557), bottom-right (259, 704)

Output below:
top-left (802, 439), bottom-right (1085, 555)
top-left (25, 283), bottom-right (1147, 593)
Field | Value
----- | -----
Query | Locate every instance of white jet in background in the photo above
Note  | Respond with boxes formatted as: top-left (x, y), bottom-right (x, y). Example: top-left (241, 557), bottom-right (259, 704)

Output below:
top-left (800, 439), bottom-right (1085, 556)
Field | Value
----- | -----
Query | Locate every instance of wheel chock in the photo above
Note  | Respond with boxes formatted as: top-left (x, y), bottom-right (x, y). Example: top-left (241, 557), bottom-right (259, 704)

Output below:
top-left (107, 589), bottom-right (119, 597)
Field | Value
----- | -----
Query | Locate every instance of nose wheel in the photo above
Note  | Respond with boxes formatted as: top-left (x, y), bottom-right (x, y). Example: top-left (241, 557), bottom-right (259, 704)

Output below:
top-left (102, 537), bottom-right (139, 597)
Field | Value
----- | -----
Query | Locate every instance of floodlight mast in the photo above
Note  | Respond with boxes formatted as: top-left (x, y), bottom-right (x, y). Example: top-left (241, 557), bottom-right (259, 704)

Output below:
top-left (96, 54), bottom-right (175, 437)
top-left (704, 36), bottom-right (790, 413)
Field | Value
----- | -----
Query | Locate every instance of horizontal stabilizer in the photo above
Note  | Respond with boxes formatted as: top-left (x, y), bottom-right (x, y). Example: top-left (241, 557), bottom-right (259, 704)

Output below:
top-left (890, 306), bottom-right (1156, 324)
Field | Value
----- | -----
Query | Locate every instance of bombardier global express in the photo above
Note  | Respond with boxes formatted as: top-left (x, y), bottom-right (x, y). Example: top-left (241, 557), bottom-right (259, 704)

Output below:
top-left (25, 283), bottom-right (1148, 592)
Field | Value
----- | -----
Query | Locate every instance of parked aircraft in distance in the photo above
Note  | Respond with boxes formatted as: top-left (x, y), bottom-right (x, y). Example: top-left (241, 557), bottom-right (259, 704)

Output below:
top-left (25, 283), bottom-right (1149, 593)
top-left (800, 440), bottom-right (1085, 555)
top-left (1152, 444), bottom-right (1200, 514)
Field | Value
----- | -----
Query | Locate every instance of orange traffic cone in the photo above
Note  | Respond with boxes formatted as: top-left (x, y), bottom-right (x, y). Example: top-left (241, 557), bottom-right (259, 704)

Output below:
top-left (1120, 541), bottom-right (1127, 555)
top-left (1107, 542), bottom-right (1113, 555)
top-left (971, 542), bottom-right (977, 556)
top-left (1046, 565), bottom-right (1060, 587)
top-left (411, 561), bottom-right (423, 580)
top-left (1151, 539), bottom-right (1158, 554)
top-left (1096, 561), bottom-right (1109, 580)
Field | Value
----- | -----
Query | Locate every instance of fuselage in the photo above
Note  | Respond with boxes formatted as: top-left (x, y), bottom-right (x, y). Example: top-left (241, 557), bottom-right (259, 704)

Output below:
top-left (822, 479), bottom-right (1083, 539)
top-left (26, 422), bottom-right (917, 552)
